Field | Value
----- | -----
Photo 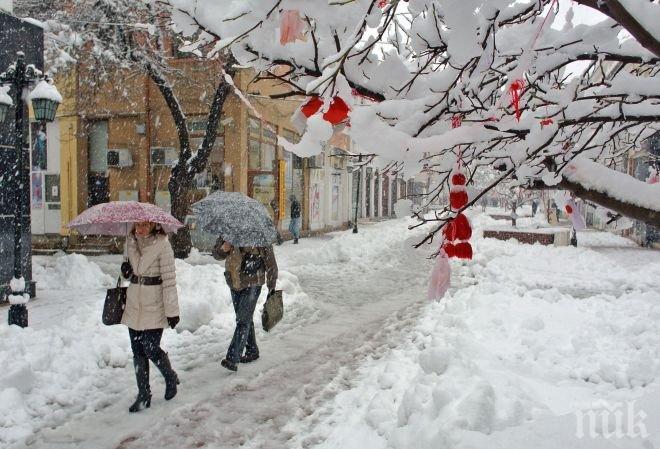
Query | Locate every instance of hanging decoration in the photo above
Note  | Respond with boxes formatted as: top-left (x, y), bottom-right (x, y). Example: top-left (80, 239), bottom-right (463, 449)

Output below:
top-left (291, 95), bottom-right (351, 132)
top-left (565, 197), bottom-right (586, 230)
top-left (322, 96), bottom-right (351, 125)
top-left (509, 79), bottom-right (525, 122)
top-left (427, 249), bottom-right (451, 300)
top-left (442, 162), bottom-right (473, 260)
top-left (280, 10), bottom-right (307, 45)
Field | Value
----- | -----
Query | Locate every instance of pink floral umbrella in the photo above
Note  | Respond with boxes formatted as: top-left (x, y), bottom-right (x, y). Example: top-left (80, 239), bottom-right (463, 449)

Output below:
top-left (67, 201), bottom-right (183, 236)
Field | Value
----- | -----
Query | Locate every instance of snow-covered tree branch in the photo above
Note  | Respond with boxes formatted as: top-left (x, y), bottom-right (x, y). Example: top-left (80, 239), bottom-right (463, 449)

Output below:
top-left (164, 0), bottom-right (659, 242)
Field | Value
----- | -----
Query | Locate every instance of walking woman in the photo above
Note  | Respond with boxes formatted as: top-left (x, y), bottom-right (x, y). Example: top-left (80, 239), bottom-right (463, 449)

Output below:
top-left (121, 221), bottom-right (180, 412)
top-left (213, 238), bottom-right (278, 372)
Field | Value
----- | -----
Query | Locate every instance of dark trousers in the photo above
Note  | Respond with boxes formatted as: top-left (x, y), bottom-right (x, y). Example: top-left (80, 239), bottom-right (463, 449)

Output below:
top-left (129, 328), bottom-right (166, 361)
top-left (226, 286), bottom-right (261, 363)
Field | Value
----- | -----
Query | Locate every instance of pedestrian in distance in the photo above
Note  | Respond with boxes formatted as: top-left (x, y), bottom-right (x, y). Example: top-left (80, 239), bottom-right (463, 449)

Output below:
top-left (120, 221), bottom-right (180, 413)
top-left (289, 194), bottom-right (302, 244)
top-left (531, 200), bottom-right (538, 216)
top-left (213, 238), bottom-right (278, 372)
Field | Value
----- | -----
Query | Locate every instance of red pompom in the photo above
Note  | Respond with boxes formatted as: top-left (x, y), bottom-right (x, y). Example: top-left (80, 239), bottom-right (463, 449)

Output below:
top-left (565, 204), bottom-right (573, 214)
top-left (454, 242), bottom-right (473, 260)
top-left (442, 221), bottom-right (457, 241)
top-left (323, 96), bottom-right (350, 125)
top-left (301, 97), bottom-right (323, 118)
top-left (442, 242), bottom-right (456, 258)
top-left (451, 173), bottom-right (467, 186)
top-left (450, 190), bottom-right (469, 210)
top-left (453, 213), bottom-right (472, 241)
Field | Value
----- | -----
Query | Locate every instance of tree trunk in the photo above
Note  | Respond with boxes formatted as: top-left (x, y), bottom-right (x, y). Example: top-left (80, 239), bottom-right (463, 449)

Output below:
top-left (166, 62), bottom-right (235, 258)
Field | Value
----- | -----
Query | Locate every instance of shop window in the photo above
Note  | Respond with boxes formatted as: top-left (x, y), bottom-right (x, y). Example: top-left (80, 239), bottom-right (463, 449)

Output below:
top-left (248, 116), bottom-right (276, 171)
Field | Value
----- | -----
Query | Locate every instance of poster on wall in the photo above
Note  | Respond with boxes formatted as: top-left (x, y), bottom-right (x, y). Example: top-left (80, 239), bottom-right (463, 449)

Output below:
top-left (31, 122), bottom-right (48, 171)
top-left (311, 183), bottom-right (321, 222)
top-left (31, 173), bottom-right (43, 209)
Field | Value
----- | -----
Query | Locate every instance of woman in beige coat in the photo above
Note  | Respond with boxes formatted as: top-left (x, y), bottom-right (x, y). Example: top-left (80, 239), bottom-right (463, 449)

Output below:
top-left (121, 221), bottom-right (180, 413)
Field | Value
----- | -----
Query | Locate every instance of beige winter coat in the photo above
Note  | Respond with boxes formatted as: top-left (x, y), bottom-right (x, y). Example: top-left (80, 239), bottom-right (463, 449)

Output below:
top-left (121, 234), bottom-right (179, 330)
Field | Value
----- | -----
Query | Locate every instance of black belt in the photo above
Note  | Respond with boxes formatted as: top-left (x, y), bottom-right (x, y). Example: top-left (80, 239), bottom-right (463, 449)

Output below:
top-left (130, 275), bottom-right (163, 285)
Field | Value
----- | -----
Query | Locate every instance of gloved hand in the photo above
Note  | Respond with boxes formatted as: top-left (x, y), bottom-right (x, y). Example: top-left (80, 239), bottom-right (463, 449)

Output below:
top-left (121, 261), bottom-right (133, 279)
top-left (167, 316), bottom-right (180, 329)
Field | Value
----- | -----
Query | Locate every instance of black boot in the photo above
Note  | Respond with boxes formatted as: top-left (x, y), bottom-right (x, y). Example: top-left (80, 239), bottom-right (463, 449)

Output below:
top-left (153, 352), bottom-right (179, 401)
top-left (129, 356), bottom-right (151, 413)
top-left (294, 238), bottom-right (299, 244)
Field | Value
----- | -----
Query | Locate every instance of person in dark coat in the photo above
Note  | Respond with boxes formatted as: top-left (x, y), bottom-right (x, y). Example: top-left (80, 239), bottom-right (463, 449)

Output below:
top-left (531, 200), bottom-right (538, 216)
top-left (120, 221), bottom-right (180, 413)
top-left (213, 238), bottom-right (278, 372)
top-left (289, 194), bottom-right (302, 244)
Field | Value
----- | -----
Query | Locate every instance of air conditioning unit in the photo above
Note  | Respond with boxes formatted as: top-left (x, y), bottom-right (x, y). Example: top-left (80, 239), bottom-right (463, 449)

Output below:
top-left (150, 147), bottom-right (178, 167)
top-left (107, 148), bottom-right (133, 168)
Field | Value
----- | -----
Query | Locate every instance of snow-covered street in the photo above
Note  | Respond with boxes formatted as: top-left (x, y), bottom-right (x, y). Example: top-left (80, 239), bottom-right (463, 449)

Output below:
top-left (1, 213), bottom-right (659, 449)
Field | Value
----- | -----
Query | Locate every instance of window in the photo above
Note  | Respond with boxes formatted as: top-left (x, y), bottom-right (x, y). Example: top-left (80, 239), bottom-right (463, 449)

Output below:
top-left (188, 115), bottom-right (225, 188)
top-left (248, 116), bottom-right (276, 171)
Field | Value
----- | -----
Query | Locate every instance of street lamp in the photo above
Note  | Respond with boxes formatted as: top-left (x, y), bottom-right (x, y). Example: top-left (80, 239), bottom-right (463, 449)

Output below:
top-left (0, 51), bottom-right (61, 327)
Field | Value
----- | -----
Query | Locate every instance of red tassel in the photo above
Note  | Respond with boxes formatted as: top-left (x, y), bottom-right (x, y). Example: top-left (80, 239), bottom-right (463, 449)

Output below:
top-left (442, 221), bottom-right (457, 241)
top-left (451, 173), bottom-right (466, 186)
top-left (323, 96), bottom-right (350, 125)
top-left (378, 0), bottom-right (388, 7)
top-left (450, 190), bottom-right (469, 210)
top-left (451, 115), bottom-right (462, 129)
top-left (509, 79), bottom-right (525, 122)
top-left (453, 213), bottom-right (472, 241)
top-left (454, 242), bottom-right (473, 260)
top-left (565, 204), bottom-right (573, 214)
top-left (442, 242), bottom-right (456, 258)
top-left (540, 118), bottom-right (553, 127)
top-left (301, 97), bottom-right (323, 118)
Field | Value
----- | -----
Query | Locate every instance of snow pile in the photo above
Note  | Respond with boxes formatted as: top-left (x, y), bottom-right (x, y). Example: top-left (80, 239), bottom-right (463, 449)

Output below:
top-left (0, 85), bottom-right (12, 106)
top-left (300, 219), bottom-right (660, 449)
top-left (33, 253), bottom-right (114, 290)
top-left (282, 218), bottom-right (416, 271)
top-left (27, 80), bottom-right (63, 103)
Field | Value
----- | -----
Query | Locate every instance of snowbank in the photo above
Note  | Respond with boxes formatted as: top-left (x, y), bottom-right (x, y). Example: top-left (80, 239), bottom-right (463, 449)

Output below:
top-left (301, 215), bottom-right (660, 449)
top-left (33, 253), bottom-right (114, 290)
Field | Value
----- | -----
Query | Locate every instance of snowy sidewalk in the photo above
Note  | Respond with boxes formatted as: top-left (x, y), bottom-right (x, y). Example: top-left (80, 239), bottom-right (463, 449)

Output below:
top-left (1, 218), bottom-right (434, 449)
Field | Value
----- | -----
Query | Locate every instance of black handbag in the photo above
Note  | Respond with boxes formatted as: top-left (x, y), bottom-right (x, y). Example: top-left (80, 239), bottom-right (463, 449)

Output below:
top-left (102, 277), bottom-right (127, 326)
top-left (261, 290), bottom-right (283, 332)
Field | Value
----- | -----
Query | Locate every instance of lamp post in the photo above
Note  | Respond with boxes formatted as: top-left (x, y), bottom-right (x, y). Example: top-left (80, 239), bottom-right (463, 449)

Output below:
top-left (352, 154), bottom-right (363, 234)
top-left (0, 51), bottom-right (61, 327)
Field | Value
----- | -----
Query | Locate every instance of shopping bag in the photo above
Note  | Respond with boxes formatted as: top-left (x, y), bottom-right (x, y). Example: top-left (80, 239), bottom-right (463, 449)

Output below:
top-left (261, 290), bottom-right (283, 332)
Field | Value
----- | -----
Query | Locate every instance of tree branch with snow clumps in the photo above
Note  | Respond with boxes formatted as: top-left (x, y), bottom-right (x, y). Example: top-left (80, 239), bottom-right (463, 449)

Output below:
top-left (165, 0), bottom-right (659, 237)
